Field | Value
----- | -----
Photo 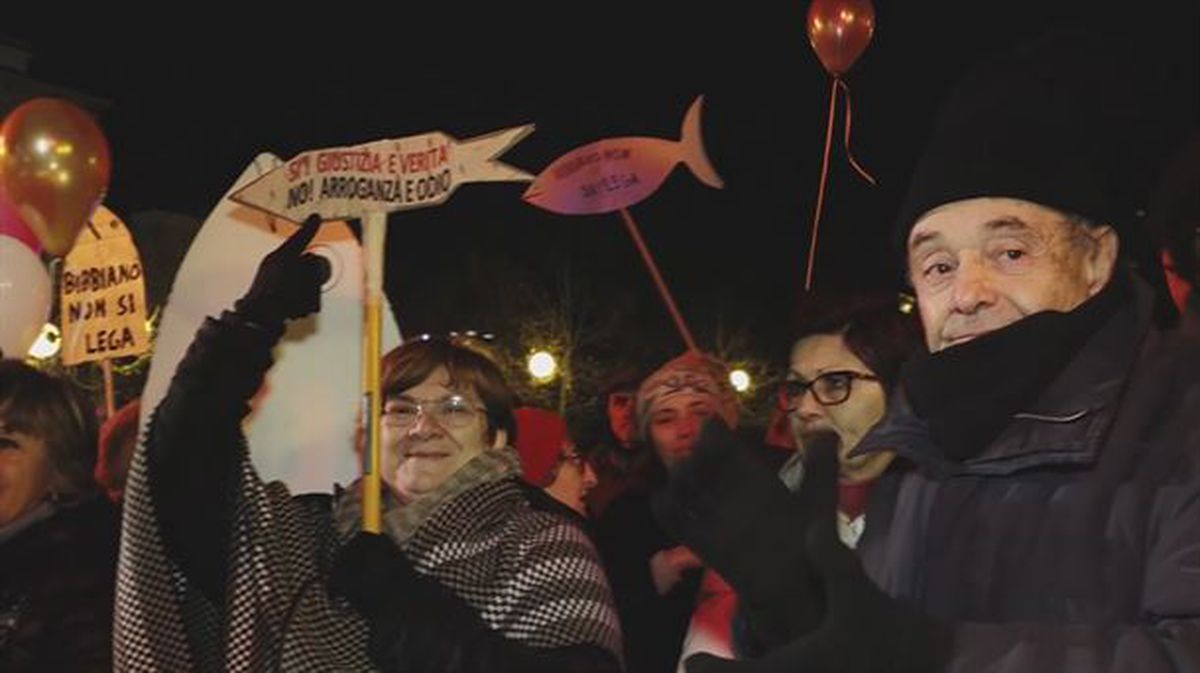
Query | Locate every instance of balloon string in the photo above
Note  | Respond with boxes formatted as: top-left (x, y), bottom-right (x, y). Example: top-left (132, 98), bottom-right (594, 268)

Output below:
top-left (805, 77), bottom-right (840, 292)
top-left (619, 207), bottom-right (698, 353)
top-left (837, 79), bottom-right (876, 185)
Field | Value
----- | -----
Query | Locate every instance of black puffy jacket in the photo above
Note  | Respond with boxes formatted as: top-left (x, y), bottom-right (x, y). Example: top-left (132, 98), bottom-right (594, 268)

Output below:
top-left (0, 495), bottom-right (119, 672)
top-left (853, 277), bottom-right (1200, 672)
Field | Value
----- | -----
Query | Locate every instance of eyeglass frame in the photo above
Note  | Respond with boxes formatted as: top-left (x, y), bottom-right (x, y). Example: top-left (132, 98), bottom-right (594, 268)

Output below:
top-left (382, 394), bottom-right (488, 430)
top-left (535, 444), bottom-right (589, 483)
top-left (559, 448), bottom-right (588, 469)
top-left (777, 370), bottom-right (880, 410)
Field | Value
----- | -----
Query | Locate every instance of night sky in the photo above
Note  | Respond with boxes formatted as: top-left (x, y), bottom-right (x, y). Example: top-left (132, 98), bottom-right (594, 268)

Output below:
top-left (9, 3), bottom-right (1199, 374)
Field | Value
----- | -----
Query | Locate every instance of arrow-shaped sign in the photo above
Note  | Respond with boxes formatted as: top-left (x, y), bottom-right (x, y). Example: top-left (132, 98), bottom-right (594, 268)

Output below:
top-left (230, 124), bottom-right (535, 221)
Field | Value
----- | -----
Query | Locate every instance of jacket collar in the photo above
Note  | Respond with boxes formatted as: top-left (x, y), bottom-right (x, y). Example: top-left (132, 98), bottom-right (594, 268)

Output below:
top-left (855, 273), bottom-right (1154, 476)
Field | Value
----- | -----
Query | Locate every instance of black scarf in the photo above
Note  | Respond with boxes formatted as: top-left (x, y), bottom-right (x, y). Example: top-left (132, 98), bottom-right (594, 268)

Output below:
top-left (901, 272), bottom-right (1128, 462)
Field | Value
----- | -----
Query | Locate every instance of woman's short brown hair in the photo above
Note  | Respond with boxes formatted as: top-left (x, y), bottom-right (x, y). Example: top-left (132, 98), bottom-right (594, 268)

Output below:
top-left (0, 359), bottom-right (99, 498)
top-left (791, 292), bottom-right (922, 395)
top-left (380, 337), bottom-right (517, 443)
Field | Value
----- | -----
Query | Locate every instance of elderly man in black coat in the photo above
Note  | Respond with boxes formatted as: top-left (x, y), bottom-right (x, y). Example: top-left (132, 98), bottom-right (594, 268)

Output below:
top-left (654, 30), bottom-right (1200, 673)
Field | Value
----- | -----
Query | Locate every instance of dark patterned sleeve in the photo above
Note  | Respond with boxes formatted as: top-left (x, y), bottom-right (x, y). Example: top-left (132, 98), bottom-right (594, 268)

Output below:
top-left (143, 311), bottom-right (281, 604)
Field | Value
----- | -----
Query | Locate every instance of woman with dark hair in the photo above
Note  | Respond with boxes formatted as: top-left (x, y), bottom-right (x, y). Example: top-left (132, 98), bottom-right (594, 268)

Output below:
top-left (778, 292), bottom-right (923, 505)
top-left (126, 217), bottom-right (622, 672)
top-left (0, 359), bottom-right (119, 672)
top-left (648, 292), bottom-right (923, 662)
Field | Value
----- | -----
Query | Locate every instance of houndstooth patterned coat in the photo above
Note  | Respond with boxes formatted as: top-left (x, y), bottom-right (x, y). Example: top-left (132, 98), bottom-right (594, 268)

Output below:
top-left (114, 314), bottom-right (622, 671)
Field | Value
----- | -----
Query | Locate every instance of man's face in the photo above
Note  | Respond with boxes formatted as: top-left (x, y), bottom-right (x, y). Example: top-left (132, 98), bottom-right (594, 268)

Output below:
top-left (543, 441), bottom-right (598, 516)
top-left (382, 366), bottom-right (504, 499)
top-left (606, 391), bottom-right (636, 448)
top-left (787, 334), bottom-right (892, 484)
top-left (0, 422), bottom-right (54, 526)
top-left (647, 393), bottom-right (716, 471)
top-left (907, 198), bottom-right (1117, 353)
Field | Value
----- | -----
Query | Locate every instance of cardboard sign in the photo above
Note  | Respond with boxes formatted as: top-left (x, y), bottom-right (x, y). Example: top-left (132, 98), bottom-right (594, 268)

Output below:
top-left (522, 96), bottom-right (723, 215)
top-left (60, 206), bottom-right (149, 365)
top-left (230, 125), bottom-right (535, 221)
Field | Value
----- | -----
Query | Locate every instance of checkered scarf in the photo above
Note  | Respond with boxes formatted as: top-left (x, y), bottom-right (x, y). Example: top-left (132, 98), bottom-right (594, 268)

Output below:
top-left (115, 442), bottom-right (622, 671)
top-left (333, 445), bottom-right (521, 546)
top-left (341, 448), bottom-right (623, 654)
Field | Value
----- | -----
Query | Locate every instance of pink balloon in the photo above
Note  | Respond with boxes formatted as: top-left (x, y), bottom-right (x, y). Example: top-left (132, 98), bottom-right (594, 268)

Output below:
top-left (0, 233), bottom-right (52, 358)
top-left (0, 196), bottom-right (42, 254)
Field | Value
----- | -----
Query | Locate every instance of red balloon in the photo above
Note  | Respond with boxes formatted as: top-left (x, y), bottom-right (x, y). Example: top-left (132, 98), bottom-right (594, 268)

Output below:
top-left (807, 0), bottom-right (876, 77)
top-left (0, 98), bottom-right (111, 257)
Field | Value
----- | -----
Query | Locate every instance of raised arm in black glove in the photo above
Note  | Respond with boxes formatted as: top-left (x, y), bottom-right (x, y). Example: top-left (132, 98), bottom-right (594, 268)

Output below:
top-left (146, 213), bottom-right (330, 604)
top-left (329, 532), bottom-right (621, 673)
top-left (650, 419), bottom-right (841, 650)
top-left (681, 443), bottom-right (952, 673)
top-left (232, 213), bottom-right (330, 334)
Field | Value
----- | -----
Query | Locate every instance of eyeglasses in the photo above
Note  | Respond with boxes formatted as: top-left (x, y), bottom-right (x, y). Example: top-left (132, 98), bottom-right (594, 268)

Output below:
top-left (382, 395), bottom-right (485, 430)
top-left (560, 451), bottom-right (587, 469)
top-left (778, 370), bottom-right (879, 409)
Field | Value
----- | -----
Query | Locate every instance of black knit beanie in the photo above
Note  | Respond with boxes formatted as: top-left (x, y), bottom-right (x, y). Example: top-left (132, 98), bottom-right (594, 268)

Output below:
top-left (893, 30), bottom-right (1174, 322)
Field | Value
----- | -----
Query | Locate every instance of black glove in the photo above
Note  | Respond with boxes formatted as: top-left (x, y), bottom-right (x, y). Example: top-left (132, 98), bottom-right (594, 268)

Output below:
top-left (328, 531), bottom-right (418, 621)
top-left (232, 213), bottom-right (330, 330)
top-left (329, 532), bottom-right (494, 673)
top-left (329, 532), bottom-right (624, 673)
top-left (684, 515), bottom-right (952, 673)
top-left (651, 419), bottom-right (841, 649)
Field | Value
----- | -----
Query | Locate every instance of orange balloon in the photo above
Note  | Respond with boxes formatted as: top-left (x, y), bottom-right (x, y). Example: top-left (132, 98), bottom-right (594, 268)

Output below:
top-left (0, 98), bottom-right (112, 256)
top-left (807, 0), bottom-right (876, 77)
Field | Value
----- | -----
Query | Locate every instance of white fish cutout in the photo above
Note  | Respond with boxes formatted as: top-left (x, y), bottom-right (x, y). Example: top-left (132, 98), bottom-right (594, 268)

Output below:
top-left (138, 152), bottom-right (402, 493)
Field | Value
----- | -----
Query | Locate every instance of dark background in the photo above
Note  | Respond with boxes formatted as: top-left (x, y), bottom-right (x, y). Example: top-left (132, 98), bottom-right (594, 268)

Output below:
top-left (7, 3), bottom-right (1198, 403)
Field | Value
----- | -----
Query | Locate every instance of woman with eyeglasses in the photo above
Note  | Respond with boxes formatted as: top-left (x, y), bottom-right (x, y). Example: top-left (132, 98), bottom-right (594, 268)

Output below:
top-left (777, 293), bottom-right (922, 547)
top-left (513, 406), bottom-right (599, 519)
top-left (128, 217), bottom-right (622, 672)
top-left (649, 293), bottom-right (923, 663)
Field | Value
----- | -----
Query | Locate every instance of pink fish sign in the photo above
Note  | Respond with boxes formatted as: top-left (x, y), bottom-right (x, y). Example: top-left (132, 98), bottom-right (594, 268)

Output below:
top-left (523, 96), bottom-right (723, 215)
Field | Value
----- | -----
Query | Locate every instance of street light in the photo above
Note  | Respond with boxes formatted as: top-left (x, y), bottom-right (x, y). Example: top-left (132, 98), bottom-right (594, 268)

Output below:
top-left (729, 368), bottom-right (751, 393)
top-left (528, 350), bottom-right (558, 383)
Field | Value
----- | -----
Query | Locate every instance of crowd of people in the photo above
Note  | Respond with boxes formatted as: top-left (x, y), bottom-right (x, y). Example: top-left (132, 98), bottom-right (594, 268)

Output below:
top-left (2, 29), bottom-right (1199, 673)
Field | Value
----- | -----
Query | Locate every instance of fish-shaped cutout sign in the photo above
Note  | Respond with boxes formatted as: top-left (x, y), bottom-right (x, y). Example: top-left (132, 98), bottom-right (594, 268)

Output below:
top-left (523, 96), bottom-right (723, 215)
top-left (138, 152), bottom-right (402, 494)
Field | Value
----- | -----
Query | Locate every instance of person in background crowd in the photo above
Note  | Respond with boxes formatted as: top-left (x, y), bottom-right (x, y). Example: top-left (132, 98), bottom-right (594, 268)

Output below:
top-left (595, 351), bottom-right (739, 672)
top-left (514, 406), bottom-right (599, 518)
top-left (777, 293), bottom-right (921, 547)
top-left (584, 366), bottom-right (651, 520)
top-left (0, 359), bottom-right (119, 672)
top-left (1145, 128), bottom-right (1200, 326)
